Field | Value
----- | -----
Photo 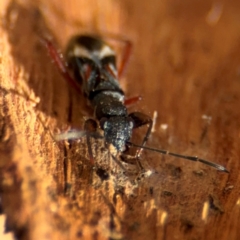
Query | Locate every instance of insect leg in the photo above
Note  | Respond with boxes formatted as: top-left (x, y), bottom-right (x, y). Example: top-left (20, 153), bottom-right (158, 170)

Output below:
top-left (124, 95), bottom-right (142, 106)
top-left (117, 38), bottom-right (132, 78)
top-left (40, 37), bottom-right (82, 93)
top-left (102, 34), bottom-right (132, 78)
top-left (129, 112), bottom-right (153, 158)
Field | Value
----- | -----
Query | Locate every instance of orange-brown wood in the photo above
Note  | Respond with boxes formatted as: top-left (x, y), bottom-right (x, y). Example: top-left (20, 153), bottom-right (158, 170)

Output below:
top-left (0, 0), bottom-right (239, 239)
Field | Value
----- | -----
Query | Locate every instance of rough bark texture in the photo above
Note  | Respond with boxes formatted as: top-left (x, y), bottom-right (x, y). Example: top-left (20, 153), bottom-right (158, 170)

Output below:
top-left (0, 0), bottom-right (239, 239)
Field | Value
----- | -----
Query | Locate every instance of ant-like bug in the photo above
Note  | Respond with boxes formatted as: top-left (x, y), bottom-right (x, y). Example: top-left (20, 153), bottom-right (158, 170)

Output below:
top-left (42, 34), bottom-right (229, 173)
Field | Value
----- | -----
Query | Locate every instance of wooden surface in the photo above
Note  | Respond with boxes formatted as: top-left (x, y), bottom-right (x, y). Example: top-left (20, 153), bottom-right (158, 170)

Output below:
top-left (0, 0), bottom-right (240, 239)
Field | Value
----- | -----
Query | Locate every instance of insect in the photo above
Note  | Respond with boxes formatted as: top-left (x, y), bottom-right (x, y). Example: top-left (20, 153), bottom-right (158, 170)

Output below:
top-left (42, 34), bottom-right (229, 173)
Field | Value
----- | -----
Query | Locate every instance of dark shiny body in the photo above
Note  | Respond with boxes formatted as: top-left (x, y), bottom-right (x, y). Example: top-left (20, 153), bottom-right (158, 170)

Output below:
top-left (65, 36), bottom-right (136, 152)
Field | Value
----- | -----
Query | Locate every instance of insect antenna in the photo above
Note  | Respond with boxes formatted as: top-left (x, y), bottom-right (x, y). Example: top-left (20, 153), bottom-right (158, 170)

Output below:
top-left (55, 130), bottom-right (104, 141)
top-left (126, 141), bottom-right (229, 173)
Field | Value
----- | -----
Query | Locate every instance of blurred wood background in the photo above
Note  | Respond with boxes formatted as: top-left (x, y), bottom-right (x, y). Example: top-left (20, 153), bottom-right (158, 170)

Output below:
top-left (0, 0), bottom-right (240, 239)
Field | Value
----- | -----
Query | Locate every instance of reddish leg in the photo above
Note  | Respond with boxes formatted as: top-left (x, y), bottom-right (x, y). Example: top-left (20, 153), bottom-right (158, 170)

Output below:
top-left (40, 37), bottom-right (82, 94)
top-left (102, 35), bottom-right (142, 108)
top-left (118, 39), bottom-right (132, 78)
top-left (103, 33), bottom-right (133, 79)
top-left (124, 95), bottom-right (142, 106)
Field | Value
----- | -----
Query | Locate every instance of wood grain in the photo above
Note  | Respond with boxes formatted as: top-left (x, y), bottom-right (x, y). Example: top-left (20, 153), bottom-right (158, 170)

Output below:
top-left (0, 0), bottom-right (240, 239)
